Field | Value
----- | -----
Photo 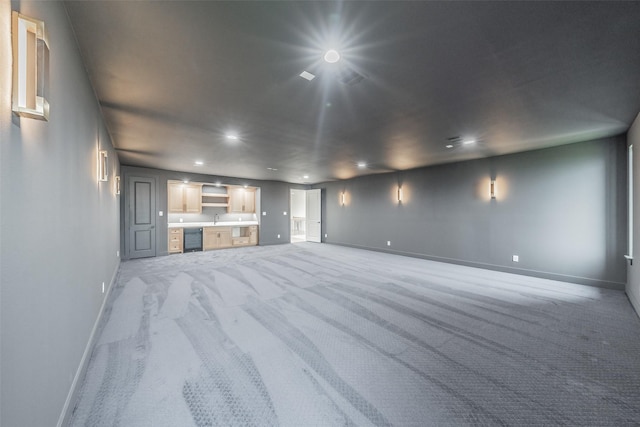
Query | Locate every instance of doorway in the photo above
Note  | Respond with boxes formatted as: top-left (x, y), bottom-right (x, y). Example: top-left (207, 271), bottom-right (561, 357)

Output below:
top-left (290, 189), bottom-right (321, 243)
top-left (290, 189), bottom-right (306, 242)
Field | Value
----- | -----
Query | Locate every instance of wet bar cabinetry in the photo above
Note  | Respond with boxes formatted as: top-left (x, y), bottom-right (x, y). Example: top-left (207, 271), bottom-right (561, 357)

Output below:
top-left (228, 187), bottom-right (255, 213)
top-left (203, 226), bottom-right (232, 250)
top-left (232, 225), bottom-right (258, 246)
top-left (168, 228), bottom-right (183, 253)
top-left (168, 182), bottom-right (201, 213)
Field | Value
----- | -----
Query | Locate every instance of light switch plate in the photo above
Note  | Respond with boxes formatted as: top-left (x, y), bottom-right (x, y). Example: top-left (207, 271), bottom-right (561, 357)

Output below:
top-left (512, 255), bottom-right (519, 262)
top-left (159, 211), bottom-right (164, 216)
top-left (283, 211), bottom-right (287, 215)
top-left (277, 234), bottom-right (281, 239)
top-left (262, 212), bottom-right (266, 216)
top-left (387, 241), bottom-right (391, 246)
top-left (324, 234), bottom-right (328, 238)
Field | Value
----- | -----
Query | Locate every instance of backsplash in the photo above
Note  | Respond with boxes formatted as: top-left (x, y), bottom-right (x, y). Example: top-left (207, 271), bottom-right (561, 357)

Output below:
top-left (168, 207), bottom-right (257, 224)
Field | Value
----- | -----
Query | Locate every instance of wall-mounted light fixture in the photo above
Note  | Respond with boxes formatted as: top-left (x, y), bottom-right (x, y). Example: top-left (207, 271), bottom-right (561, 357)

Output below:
top-left (341, 192), bottom-right (346, 206)
top-left (397, 187), bottom-right (403, 203)
top-left (98, 150), bottom-right (108, 182)
top-left (490, 180), bottom-right (497, 199)
top-left (12, 12), bottom-right (49, 121)
top-left (115, 176), bottom-right (121, 195)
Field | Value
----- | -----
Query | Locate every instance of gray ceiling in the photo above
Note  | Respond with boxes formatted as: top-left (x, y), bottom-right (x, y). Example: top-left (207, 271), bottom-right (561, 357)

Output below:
top-left (64, 1), bottom-right (640, 184)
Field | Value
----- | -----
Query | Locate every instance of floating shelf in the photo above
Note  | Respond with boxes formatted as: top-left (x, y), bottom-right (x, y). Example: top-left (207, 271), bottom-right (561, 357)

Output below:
top-left (202, 202), bottom-right (229, 207)
top-left (202, 193), bottom-right (229, 198)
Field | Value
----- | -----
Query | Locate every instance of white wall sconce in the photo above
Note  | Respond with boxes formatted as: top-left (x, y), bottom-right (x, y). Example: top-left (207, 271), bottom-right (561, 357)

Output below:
top-left (490, 180), bottom-right (497, 199)
top-left (115, 176), bottom-right (121, 195)
top-left (98, 150), bottom-right (108, 182)
top-left (12, 12), bottom-right (49, 121)
top-left (341, 192), bottom-right (346, 206)
top-left (397, 187), bottom-right (403, 203)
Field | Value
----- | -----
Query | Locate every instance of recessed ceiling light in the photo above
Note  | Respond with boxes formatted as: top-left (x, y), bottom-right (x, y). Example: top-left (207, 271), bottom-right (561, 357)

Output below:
top-left (194, 160), bottom-right (204, 166)
top-left (267, 167), bottom-right (278, 171)
top-left (215, 182), bottom-right (221, 187)
top-left (183, 180), bottom-right (189, 184)
top-left (446, 144), bottom-right (454, 149)
top-left (324, 49), bottom-right (340, 63)
top-left (357, 161), bottom-right (367, 169)
top-left (303, 175), bottom-right (309, 179)
top-left (462, 139), bottom-right (476, 145)
top-left (226, 134), bottom-right (239, 141)
top-left (300, 71), bottom-right (315, 81)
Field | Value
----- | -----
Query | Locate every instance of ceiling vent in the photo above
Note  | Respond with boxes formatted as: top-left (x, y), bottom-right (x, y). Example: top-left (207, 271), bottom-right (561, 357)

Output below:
top-left (337, 68), bottom-right (365, 86)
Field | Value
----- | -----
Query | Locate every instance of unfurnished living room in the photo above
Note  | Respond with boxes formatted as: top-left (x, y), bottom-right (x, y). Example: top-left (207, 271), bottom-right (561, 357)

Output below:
top-left (2, 1), bottom-right (640, 426)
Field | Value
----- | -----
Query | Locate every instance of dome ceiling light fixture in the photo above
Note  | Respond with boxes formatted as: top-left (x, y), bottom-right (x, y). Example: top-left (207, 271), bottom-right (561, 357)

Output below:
top-left (324, 49), bottom-right (340, 63)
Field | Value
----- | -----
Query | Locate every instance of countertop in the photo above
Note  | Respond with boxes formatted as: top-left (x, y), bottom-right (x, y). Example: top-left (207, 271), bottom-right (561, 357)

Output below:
top-left (168, 221), bottom-right (259, 228)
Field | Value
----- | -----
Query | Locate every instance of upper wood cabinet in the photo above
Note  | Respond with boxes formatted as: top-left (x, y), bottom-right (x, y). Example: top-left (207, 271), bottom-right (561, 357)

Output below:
top-left (168, 182), bottom-right (202, 214)
top-left (228, 187), bottom-right (256, 213)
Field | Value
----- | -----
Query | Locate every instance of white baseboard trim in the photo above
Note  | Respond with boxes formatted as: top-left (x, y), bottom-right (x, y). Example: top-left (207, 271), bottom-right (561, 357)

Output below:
top-left (329, 242), bottom-right (625, 290)
top-left (57, 261), bottom-right (120, 427)
top-left (628, 287), bottom-right (640, 319)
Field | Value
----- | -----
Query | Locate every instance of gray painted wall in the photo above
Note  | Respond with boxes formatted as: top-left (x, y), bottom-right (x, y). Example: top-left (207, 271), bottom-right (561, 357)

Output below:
top-left (314, 136), bottom-right (627, 289)
top-left (0, 1), bottom-right (121, 425)
top-left (627, 113), bottom-right (640, 316)
top-left (121, 166), bottom-right (302, 259)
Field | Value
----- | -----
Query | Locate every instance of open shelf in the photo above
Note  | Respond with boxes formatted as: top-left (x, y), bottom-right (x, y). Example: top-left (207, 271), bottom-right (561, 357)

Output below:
top-left (202, 193), bottom-right (229, 198)
top-left (202, 202), bottom-right (229, 207)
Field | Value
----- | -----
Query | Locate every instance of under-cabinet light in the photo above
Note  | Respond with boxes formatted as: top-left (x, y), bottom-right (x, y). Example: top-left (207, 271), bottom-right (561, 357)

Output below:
top-left (490, 180), bottom-right (497, 199)
top-left (98, 150), bottom-right (108, 182)
top-left (12, 12), bottom-right (49, 121)
top-left (115, 176), bottom-right (120, 195)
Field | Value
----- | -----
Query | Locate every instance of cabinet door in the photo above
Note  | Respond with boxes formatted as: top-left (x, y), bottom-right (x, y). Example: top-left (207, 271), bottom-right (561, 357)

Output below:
top-left (218, 230), bottom-right (232, 247)
top-left (184, 185), bottom-right (202, 213)
top-left (249, 226), bottom-right (258, 245)
top-left (168, 183), bottom-right (184, 213)
top-left (243, 190), bottom-right (255, 213)
top-left (203, 227), bottom-right (217, 250)
top-left (228, 188), bottom-right (244, 213)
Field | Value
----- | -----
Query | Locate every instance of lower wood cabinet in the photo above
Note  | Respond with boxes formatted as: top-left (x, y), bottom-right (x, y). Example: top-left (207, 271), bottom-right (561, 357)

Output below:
top-left (249, 225), bottom-right (258, 245)
top-left (231, 225), bottom-right (258, 247)
top-left (203, 227), bottom-right (232, 250)
top-left (203, 225), bottom-right (258, 250)
top-left (168, 228), bottom-right (183, 253)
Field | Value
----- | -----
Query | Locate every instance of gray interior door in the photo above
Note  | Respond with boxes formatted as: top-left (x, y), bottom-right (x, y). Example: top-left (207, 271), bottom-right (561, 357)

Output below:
top-left (129, 176), bottom-right (156, 259)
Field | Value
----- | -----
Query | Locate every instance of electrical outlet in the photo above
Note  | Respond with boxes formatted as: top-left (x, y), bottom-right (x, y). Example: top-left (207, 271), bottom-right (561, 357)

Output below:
top-left (101, 282), bottom-right (105, 293)
top-left (512, 255), bottom-right (519, 262)
top-left (179, 218), bottom-right (183, 223)
top-left (159, 211), bottom-right (164, 217)
top-left (324, 233), bottom-right (328, 238)
top-left (262, 211), bottom-right (266, 216)
top-left (277, 234), bottom-right (281, 239)
top-left (283, 211), bottom-right (287, 215)
top-left (116, 250), bottom-right (119, 257)
top-left (387, 241), bottom-right (391, 246)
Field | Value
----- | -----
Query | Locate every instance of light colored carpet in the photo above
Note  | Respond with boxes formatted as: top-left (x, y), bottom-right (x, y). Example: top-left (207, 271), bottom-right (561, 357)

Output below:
top-left (69, 243), bottom-right (640, 426)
